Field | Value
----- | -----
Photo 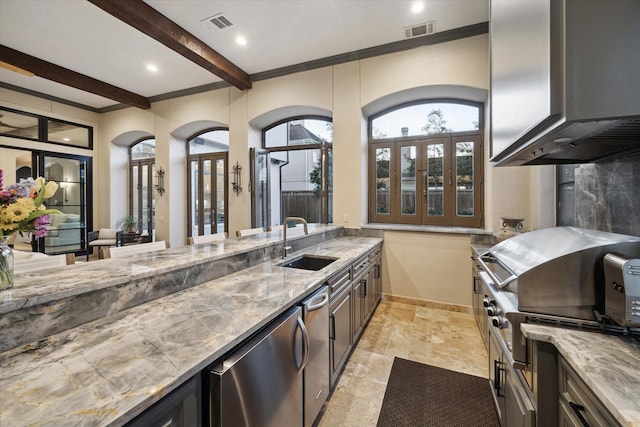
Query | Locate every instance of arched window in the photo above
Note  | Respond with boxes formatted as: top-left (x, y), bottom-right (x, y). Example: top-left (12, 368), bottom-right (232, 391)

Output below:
top-left (129, 138), bottom-right (156, 238)
top-left (368, 100), bottom-right (483, 227)
top-left (187, 129), bottom-right (229, 237)
top-left (252, 117), bottom-right (332, 228)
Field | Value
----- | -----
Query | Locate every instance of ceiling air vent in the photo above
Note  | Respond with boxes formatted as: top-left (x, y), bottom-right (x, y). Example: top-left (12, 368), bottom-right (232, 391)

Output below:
top-left (201, 13), bottom-right (233, 31)
top-left (404, 21), bottom-right (436, 39)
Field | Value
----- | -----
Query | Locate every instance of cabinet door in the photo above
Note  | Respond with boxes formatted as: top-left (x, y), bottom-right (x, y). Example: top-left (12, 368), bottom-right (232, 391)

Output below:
top-left (330, 286), bottom-right (352, 388)
top-left (373, 260), bottom-right (382, 306)
top-left (352, 278), bottom-right (364, 341)
top-left (126, 376), bottom-right (201, 427)
top-left (504, 369), bottom-right (536, 427)
top-left (488, 328), bottom-right (504, 420)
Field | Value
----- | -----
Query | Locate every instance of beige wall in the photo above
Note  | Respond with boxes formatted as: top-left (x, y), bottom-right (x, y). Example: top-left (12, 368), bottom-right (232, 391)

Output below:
top-left (382, 231), bottom-right (472, 306)
top-left (0, 33), bottom-right (557, 308)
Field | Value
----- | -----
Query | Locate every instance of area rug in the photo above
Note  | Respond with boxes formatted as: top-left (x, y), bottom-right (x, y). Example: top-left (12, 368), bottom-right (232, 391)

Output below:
top-left (376, 357), bottom-right (500, 427)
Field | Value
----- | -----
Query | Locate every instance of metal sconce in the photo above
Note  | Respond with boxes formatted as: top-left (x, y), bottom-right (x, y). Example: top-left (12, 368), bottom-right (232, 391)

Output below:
top-left (155, 167), bottom-right (165, 195)
top-left (232, 162), bottom-right (242, 194)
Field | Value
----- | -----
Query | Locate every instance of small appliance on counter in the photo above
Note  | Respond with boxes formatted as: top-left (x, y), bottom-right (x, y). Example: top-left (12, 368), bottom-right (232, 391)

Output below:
top-left (604, 254), bottom-right (640, 327)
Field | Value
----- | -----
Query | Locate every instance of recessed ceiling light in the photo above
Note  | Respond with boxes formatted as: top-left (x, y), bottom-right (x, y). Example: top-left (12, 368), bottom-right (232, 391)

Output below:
top-left (146, 64), bottom-right (159, 73)
top-left (411, 1), bottom-right (425, 14)
top-left (235, 35), bottom-right (247, 46)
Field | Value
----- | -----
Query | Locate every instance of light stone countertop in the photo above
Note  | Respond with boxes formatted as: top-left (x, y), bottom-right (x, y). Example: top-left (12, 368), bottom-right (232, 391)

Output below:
top-left (0, 224), bottom-right (340, 315)
top-left (0, 235), bottom-right (381, 427)
top-left (521, 324), bottom-right (640, 427)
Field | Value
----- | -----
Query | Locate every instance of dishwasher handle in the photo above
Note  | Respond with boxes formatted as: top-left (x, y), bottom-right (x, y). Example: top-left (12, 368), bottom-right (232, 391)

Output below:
top-left (305, 291), bottom-right (328, 311)
top-left (294, 316), bottom-right (310, 374)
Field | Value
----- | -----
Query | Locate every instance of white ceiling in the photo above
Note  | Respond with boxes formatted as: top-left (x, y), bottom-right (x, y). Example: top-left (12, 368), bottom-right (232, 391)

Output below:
top-left (0, 0), bottom-right (488, 110)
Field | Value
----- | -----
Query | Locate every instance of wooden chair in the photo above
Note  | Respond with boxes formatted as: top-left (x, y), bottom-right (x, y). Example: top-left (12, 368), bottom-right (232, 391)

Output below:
top-left (88, 229), bottom-right (122, 260)
top-left (106, 241), bottom-right (167, 259)
top-left (189, 232), bottom-right (227, 245)
top-left (236, 227), bottom-right (265, 237)
top-left (14, 253), bottom-right (72, 274)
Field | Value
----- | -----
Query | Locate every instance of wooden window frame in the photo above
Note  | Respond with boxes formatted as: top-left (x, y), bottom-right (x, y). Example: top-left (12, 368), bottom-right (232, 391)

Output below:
top-left (368, 131), bottom-right (483, 228)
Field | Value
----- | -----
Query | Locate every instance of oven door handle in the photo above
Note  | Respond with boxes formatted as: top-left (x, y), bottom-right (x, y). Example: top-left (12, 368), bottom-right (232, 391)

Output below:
top-left (476, 256), bottom-right (516, 289)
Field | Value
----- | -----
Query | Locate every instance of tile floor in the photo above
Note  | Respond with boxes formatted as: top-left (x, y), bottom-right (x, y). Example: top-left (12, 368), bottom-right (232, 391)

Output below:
top-left (318, 298), bottom-right (488, 426)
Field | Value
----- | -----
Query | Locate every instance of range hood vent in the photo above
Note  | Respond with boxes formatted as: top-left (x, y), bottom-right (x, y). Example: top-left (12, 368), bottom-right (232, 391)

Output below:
top-left (500, 118), bottom-right (640, 166)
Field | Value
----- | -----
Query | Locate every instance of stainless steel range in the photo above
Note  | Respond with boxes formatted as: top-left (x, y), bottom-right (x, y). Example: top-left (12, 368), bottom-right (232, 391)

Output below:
top-left (476, 226), bottom-right (640, 364)
top-left (472, 226), bottom-right (640, 426)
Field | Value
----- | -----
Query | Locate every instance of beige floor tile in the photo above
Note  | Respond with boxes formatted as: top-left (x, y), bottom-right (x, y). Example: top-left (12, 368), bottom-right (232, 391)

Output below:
top-left (318, 300), bottom-right (487, 427)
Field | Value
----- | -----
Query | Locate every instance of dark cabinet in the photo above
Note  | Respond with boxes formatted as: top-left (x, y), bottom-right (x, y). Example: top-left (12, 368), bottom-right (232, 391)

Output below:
top-left (558, 356), bottom-right (620, 427)
top-left (369, 249), bottom-right (382, 314)
top-left (352, 274), bottom-right (365, 342)
top-left (126, 376), bottom-right (201, 427)
top-left (329, 243), bottom-right (383, 390)
top-left (329, 283), bottom-right (352, 388)
top-left (489, 328), bottom-right (535, 427)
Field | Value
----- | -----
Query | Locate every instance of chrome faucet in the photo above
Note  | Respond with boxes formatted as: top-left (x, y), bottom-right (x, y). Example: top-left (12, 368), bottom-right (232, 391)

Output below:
top-left (282, 217), bottom-right (308, 258)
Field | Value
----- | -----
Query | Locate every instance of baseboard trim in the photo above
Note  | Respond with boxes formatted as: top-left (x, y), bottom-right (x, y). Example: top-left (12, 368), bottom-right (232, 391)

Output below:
top-left (381, 294), bottom-right (473, 315)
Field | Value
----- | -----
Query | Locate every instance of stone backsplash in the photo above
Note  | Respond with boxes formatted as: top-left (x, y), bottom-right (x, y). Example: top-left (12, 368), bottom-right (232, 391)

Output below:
top-left (574, 156), bottom-right (640, 237)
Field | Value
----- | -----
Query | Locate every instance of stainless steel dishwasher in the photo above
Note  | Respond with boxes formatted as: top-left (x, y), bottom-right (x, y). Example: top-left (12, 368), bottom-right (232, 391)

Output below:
top-left (207, 286), bottom-right (329, 427)
top-left (301, 285), bottom-right (329, 427)
top-left (207, 306), bottom-right (307, 427)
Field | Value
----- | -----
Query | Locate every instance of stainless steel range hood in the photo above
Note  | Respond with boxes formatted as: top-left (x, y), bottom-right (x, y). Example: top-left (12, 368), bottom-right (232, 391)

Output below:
top-left (490, 0), bottom-right (640, 166)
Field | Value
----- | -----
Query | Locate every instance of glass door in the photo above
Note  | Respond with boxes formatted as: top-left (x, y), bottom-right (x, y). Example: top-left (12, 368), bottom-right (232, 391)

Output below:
top-left (37, 153), bottom-right (92, 255)
top-left (130, 159), bottom-right (155, 238)
top-left (188, 153), bottom-right (228, 237)
top-left (250, 148), bottom-right (270, 229)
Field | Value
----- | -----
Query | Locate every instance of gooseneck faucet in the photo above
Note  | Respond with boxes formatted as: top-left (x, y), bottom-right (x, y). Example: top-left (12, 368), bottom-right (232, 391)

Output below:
top-left (282, 217), bottom-right (308, 258)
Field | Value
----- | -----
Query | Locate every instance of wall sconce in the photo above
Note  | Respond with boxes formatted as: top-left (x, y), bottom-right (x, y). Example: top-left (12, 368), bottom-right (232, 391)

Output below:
top-left (232, 162), bottom-right (242, 194)
top-left (155, 167), bottom-right (165, 195)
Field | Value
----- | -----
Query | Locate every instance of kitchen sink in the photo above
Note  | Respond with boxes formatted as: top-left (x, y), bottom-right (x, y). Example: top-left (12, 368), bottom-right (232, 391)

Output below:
top-left (278, 255), bottom-right (338, 271)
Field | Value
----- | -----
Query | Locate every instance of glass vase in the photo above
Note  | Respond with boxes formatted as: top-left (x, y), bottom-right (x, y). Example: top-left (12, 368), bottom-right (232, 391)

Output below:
top-left (0, 235), bottom-right (14, 291)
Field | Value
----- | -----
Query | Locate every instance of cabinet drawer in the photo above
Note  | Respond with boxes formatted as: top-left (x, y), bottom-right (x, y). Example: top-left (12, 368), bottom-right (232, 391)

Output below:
top-left (327, 267), bottom-right (351, 298)
top-left (558, 357), bottom-right (620, 427)
top-left (353, 255), bottom-right (370, 277)
top-left (369, 246), bottom-right (381, 262)
top-left (329, 285), bottom-right (352, 388)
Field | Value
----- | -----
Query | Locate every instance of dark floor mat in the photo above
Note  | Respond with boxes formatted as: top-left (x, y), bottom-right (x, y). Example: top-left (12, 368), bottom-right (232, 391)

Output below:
top-left (376, 357), bottom-right (500, 427)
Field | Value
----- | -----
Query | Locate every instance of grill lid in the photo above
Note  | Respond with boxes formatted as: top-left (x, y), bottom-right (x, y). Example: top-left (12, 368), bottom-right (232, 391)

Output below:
top-left (489, 227), bottom-right (640, 279)
top-left (480, 226), bottom-right (640, 321)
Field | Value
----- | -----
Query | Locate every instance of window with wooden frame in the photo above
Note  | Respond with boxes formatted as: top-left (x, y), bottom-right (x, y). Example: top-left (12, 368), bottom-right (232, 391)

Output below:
top-left (368, 100), bottom-right (483, 227)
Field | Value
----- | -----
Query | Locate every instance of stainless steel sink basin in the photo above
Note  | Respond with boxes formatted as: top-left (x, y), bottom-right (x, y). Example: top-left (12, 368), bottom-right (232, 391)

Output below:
top-left (278, 255), bottom-right (338, 271)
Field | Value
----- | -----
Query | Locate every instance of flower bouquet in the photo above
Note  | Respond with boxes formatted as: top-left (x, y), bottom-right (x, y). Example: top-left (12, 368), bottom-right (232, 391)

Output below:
top-left (0, 169), bottom-right (60, 290)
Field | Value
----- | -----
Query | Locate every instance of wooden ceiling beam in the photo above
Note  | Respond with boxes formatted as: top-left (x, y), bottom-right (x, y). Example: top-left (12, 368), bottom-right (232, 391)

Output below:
top-left (0, 45), bottom-right (151, 109)
top-left (87, 0), bottom-right (252, 91)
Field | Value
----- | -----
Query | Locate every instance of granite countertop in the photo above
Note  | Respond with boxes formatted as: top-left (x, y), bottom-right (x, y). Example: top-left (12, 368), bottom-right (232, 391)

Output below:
top-left (0, 224), bottom-right (340, 315)
top-left (0, 235), bottom-right (381, 426)
top-left (522, 324), bottom-right (640, 427)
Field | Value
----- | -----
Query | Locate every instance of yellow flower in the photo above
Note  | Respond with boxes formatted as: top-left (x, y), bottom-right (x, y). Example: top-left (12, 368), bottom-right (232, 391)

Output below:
top-left (1, 198), bottom-right (35, 223)
top-left (43, 181), bottom-right (58, 198)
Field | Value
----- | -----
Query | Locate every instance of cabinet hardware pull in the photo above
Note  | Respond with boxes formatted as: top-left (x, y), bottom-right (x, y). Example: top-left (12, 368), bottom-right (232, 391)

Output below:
top-left (567, 399), bottom-right (590, 427)
top-left (330, 314), bottom-right (335, 340)
top-left (493, 360), bottom-right (504, 397)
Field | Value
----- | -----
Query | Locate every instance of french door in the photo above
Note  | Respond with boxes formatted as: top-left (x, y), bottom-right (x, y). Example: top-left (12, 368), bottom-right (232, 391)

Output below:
top-left (130, 159), bottom-right (155, 238)
top-left (250, 148), bottom-right (270, 229)
top-left (188, 153), bottom-right (228, 237)
top-left (37, 152), bottom-right (92, 255)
